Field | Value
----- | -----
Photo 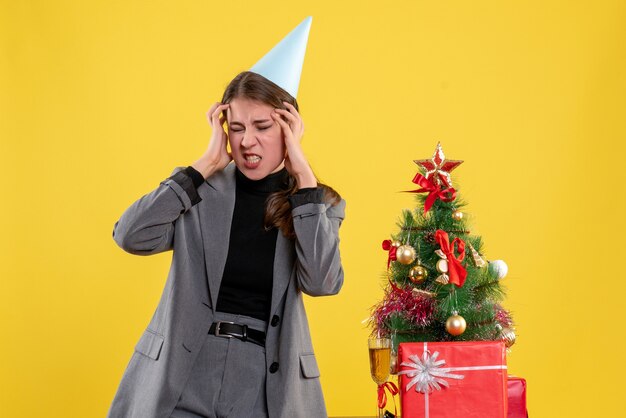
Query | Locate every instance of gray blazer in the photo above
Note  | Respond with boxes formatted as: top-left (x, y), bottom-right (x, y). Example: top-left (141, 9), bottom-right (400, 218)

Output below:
top-left (107, 163), bottom-right (346, 418)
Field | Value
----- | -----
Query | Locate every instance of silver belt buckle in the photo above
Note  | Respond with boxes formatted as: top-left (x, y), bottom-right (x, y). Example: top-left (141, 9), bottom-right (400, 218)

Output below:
top-left (215, 321), bottom-right (235, 338)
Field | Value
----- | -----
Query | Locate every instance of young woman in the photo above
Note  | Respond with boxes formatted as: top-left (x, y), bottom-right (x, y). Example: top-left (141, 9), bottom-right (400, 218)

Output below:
top-left (107, 71), bottom-right (346, 418)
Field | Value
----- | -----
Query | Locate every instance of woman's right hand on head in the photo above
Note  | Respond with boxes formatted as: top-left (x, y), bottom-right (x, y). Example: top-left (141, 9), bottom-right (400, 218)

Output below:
top-left (192, 102), bottom-right (232, 178)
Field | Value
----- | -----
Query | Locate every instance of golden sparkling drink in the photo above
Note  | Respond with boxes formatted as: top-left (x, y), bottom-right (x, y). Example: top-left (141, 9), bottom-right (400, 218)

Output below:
top-left (368, 346), bottom-right (391, 385)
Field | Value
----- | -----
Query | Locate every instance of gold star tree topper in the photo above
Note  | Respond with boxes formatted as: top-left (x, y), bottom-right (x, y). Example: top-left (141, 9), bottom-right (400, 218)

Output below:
top-left (414, 142), bottom-right (464, 188)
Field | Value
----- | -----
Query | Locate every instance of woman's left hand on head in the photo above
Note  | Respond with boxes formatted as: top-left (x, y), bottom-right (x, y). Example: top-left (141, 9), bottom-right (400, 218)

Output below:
top-left (271, 101), bottom-right (317, 188)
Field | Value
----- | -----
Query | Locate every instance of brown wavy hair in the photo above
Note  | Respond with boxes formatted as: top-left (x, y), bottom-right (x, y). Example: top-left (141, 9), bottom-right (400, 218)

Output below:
top-left (221, 71), bottom-right (341, 239)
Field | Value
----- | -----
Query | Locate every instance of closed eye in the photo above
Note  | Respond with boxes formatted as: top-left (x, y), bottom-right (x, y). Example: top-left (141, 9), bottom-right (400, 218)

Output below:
top-left (231, 126), bottom-right (271, 132)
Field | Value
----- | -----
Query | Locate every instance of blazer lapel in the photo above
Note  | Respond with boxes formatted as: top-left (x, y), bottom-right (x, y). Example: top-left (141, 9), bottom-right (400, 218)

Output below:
top-left (197, 163), bottom-right (236, 311)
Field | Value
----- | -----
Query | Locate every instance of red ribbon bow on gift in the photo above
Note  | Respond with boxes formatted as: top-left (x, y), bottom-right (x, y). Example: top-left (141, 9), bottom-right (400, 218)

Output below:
top-left (435, 229), bottom-right (467, 287)
top-left (377, 381), bottom-right (399, 410)
top-left (382, 240), bottom-right (398, 269)
top-left (408, 173), bottom-right (457, 214)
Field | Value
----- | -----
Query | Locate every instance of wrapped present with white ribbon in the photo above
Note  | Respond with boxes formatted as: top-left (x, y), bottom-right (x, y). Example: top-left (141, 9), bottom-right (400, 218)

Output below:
top-left (398, 341), bottom-right (508, 418)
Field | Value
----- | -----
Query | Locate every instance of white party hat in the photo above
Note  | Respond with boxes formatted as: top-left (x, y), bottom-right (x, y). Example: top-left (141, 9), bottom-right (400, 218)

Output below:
top-left (249, 16), bottom-right (312, 99)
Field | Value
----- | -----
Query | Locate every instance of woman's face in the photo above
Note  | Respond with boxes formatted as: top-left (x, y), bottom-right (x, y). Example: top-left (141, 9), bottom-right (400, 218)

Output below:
top-left (226, 97), bottom-right (286, 180)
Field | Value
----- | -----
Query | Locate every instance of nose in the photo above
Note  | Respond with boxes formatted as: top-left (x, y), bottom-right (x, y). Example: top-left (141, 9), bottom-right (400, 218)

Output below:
top-left (241, 130), bottom-right (258, 148)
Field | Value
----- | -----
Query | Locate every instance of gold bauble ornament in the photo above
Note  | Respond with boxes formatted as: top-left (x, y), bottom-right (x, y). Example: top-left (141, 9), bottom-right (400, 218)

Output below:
top-left (452, 210), bottom-right (463, 221)
top-left (396, 245), bottom-right (417, 265)
top-left (409, 265), bottom-right (428, 283)
top-left (501, 327), bottom-right (516, 348)
top-left (390, 351), bottom-right (398, 375)
top-left (436, 259), bottom-right (449, 273)
top-left (445, 312), bottom-right (467, 336)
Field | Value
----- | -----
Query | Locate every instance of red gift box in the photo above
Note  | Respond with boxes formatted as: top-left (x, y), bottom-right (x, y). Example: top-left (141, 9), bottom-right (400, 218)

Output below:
top-left (398, 341), bottom-right (508, 418)
top-left (507, 376), bottom-right (528, 418)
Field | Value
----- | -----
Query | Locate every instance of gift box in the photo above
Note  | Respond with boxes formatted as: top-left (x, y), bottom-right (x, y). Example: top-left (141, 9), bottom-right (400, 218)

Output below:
top-left (507, 376), bottom-right (528, 418)
top-left (398, 341), bottom-right (508, 418)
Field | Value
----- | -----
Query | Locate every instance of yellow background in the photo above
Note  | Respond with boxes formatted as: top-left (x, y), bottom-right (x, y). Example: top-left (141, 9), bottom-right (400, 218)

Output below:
top-left (1, 1), bottom-right (624, 417)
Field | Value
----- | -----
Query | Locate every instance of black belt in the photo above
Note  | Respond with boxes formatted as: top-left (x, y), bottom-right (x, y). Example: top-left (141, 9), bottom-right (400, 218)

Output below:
top-left (208, 321), bottom-right (266, 348)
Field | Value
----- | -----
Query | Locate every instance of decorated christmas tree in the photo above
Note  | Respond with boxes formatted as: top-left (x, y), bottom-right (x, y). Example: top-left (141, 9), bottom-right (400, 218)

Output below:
top-left (369, 143), bottom-right (516, 368)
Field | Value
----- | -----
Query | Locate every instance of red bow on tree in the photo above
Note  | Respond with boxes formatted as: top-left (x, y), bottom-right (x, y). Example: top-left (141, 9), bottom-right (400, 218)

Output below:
top-left (435, 229), bottom-right (468, 287)
top-left (408, 173), bottom-right (457, 214)
top-left (382, 240), bottom-right (398, 269)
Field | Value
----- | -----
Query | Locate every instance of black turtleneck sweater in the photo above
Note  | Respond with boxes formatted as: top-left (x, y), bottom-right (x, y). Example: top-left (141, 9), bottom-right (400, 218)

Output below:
top-left (215, 166), bottom-right (289, 320)
top-left (179, 165), bottom-right (324, 321)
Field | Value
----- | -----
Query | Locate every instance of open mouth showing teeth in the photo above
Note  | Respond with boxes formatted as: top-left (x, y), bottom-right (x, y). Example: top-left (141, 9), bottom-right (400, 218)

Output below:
top-left (245, 155), bottom-right (261, 163)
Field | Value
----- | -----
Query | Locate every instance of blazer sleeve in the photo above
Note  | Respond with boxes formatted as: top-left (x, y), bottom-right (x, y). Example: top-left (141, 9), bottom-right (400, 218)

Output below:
top-left (112, 166), bottom-right (203, 256)
top-left (290, 198), bottom-right (347, 296)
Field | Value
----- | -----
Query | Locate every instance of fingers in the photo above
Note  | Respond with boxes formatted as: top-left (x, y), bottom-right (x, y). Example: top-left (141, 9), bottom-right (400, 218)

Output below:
top-left (206, 102), bottom-right (220, 123)
top-left (273, 109), bottom-right (296, 128)
top-left (211, 104), bottom-right (229, 125)
top-left (207, 103), bottom-right (230, 127)
top-left (274, 108), bottom-right (297, 124)
top-left (281, 101), bottom-right (300, 118)
top-left (274, 101), bottom-right (304, 133)
top-left (271, 111), bottom-right (293, 138)
top-left (206, 102), bottom-right (219, 116)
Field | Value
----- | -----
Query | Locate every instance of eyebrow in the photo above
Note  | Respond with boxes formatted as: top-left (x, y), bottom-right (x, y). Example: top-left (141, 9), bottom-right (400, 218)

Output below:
top-left (229, 119), bottom-right (271, 125)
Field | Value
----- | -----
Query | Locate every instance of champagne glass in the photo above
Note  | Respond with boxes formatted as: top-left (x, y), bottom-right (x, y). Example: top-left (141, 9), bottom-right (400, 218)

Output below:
top-left (368, 337), bottom-right (391, 418)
